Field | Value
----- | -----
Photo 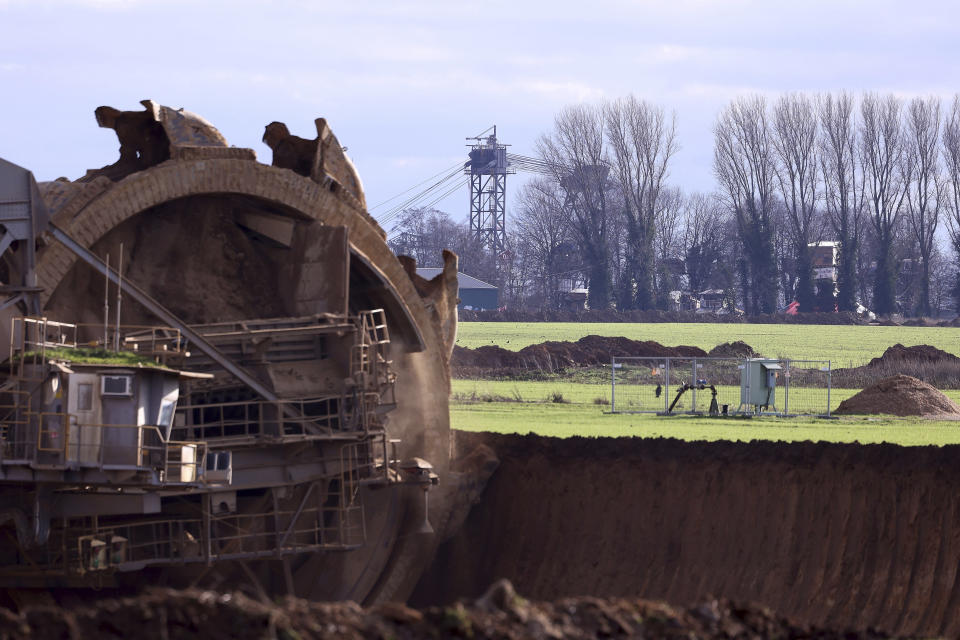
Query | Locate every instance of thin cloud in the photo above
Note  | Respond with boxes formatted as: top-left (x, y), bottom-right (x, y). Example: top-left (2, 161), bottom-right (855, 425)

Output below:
top-left (3, 0), bottom-right (146, 7)
top-left (519, 80), bottom-right (605, 103)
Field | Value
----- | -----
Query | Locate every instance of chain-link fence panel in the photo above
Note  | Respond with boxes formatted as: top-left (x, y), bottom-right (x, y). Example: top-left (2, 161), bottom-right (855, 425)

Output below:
top-left (611, 358), bottom-right (669, 413)
top-left (781, 360), bottom-right (832, 417)
top-left (689, 358), bottom-right (744, 416)
top-left (663, 358), bottom-right (696, 414)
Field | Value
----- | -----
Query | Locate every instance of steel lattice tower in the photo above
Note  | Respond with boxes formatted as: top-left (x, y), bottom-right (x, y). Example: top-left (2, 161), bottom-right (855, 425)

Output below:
top-left (466, 126), bottom-right (514, 261)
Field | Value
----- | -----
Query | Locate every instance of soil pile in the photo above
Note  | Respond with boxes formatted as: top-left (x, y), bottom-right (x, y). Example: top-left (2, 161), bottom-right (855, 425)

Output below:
top-left (0, 583), bottom-right (898, 640)
top-left (830, 344), bottom-right (960, 389)
top-left (414, 431), bottom-right (960, 637)
top-left (834, 374), bottom-right (960, 416)
top-left (707, 340), bottom-right (756, 358)
top-left (865, 344), bottom-right (960, 367)
top-left (453, 335), bottom-right (708, 376)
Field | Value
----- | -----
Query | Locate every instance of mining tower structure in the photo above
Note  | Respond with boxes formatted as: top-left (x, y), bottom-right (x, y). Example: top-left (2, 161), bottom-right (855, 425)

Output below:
top-left (465, 126), bottom-right (514, 268)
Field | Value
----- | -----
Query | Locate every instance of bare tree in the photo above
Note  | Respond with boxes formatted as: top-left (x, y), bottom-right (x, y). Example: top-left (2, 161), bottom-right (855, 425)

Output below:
top-left (859, 93), bottom-right (908, 315)
top-left (388, 206), bottom-right (496, 282)
top-left (388, 207), bottom-right (461, 266)
top-left (653, 186), bottom-right (684, 307)
top-left (819, 92), bottom-right (864, 312)
top-left (903, 96), bottom-right (943, 317)
top-left (713, 96), bottom-right (778, 314)
top-left (772, 93), bottom-right (821, 311)
top-left (771, 200), bottom-right (794, 305)
top-left (538, 105), bottom-right (613, 309)
top-left (942, 95), bottom-right (960, 312)
top-left (655, 186), bottom-right (684, 264)
top-left (603, 96), bottom-right (679, 309)
top-left (606, 193), bottom-right (631, 310)
top-left (929, 240), bottom-right (954, 317)
top-left (682, 192), bottom-right (725, 295)
top-left (513, 177), bottom-right (575, 308)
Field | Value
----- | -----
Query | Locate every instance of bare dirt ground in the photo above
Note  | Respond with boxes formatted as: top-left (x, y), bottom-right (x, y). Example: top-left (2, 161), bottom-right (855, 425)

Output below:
top-left (413, 430), bottom-right (960, 638)
top-left (0, 582), bottom-right (902, 639)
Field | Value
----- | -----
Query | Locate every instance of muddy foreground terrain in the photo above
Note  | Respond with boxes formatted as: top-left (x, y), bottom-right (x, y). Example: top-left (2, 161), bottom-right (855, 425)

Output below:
top-left (0, 581), bottom-right (902, 639)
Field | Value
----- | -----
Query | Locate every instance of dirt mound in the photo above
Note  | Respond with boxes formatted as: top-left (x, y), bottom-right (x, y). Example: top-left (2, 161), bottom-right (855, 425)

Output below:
top-left (0, 584), bottom-right (898, 639)
top-left (834, 374), bottom-right (960, 416)
top-left (453, 335), bottom-right (708, 375)
top-left (572, 334), bottom-right (706, 362)
top-left (866, 343), bottom-right (960, 367)
top-left (413, 431), bottom-right (960, 637)
top-left (707, 340), bottom-right (756, 358)
top-left (832, 344), bottom-right (960, 390)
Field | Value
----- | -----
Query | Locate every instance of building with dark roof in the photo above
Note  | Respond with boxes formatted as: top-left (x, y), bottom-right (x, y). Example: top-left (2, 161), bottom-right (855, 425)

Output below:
top-left (415, 268), bottom-right (498, 310)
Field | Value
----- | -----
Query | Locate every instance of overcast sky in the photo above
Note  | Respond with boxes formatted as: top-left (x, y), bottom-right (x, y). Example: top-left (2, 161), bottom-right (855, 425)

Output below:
top-left (2, 0), bottom-right (959, 230)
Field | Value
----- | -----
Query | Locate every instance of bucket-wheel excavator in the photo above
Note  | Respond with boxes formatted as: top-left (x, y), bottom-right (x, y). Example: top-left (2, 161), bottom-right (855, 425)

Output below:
top-left (0, 102), bottom-right (488, 604)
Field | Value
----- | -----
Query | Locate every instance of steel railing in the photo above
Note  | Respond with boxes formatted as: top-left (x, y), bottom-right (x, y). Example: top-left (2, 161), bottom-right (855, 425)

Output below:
top-left (172, 396), bottom-right (343, 442)
top-left (65, 501), bottom-right (366, 573)
top-left (9, 317), bottom-right (184, 378)
top-left (0, 409), bottom-right (207, 484)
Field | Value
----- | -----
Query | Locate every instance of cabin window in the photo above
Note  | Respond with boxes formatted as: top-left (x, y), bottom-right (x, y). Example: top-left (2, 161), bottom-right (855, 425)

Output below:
top-left (158, 399), bottom-right (176, 428)
top-left (101, 375), bottom-right (133, 396)
top-left (77, 383), bottom-right (94, 411)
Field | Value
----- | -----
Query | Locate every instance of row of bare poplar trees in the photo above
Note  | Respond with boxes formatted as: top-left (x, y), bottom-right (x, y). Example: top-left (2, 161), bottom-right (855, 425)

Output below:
top-left (508, 92), bottom-right (960, 316)
top-left (716, 92), bottom-right (960, 317)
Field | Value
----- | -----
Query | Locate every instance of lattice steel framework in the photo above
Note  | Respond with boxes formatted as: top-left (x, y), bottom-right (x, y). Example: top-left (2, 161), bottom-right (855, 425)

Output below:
top-left (466, 126), bottom-right (514, 260)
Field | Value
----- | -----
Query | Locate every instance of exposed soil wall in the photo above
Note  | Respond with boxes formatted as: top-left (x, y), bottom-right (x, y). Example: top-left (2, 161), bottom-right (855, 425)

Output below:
top-left (413, 431), bottom-right (960, 638)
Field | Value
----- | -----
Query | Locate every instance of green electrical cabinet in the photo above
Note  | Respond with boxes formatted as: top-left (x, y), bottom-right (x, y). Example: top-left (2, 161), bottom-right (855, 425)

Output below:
top-left (739, 358), bottom-right (781, 409)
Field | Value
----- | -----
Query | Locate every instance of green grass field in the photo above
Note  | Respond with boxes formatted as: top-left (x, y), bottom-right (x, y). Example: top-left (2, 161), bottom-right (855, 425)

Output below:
top-left (451, 378), bottom-right (949, 407)
top-left (451, 322), bottom-right (960, 445)
top-left (450, 402), bottom-right (960, 446)
top-left (450, 379), bottom-right (960, 445)
top-left (455, 322), bottom-right (960, 366)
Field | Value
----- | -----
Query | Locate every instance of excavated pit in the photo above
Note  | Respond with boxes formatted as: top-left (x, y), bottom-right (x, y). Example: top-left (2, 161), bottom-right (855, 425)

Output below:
top-left (413, 430), bottom-right (960, 637)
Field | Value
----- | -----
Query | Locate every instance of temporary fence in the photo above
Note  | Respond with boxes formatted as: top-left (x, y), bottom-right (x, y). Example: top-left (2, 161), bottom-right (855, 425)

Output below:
top-left (610, 356), bottom-right (832, 417)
